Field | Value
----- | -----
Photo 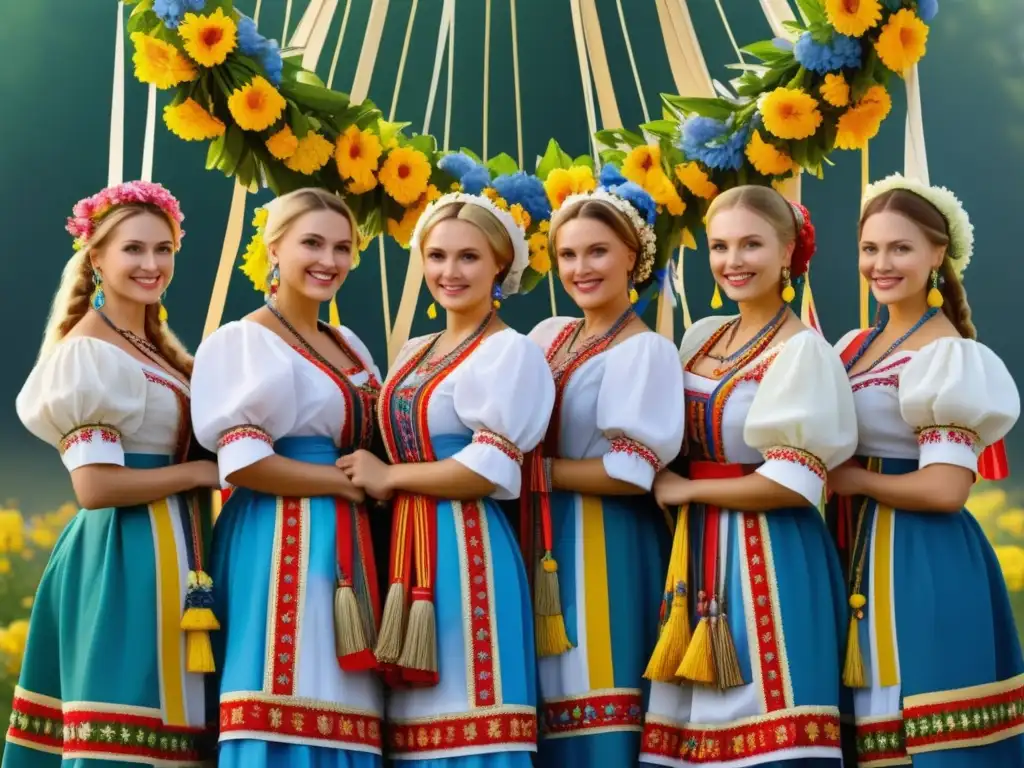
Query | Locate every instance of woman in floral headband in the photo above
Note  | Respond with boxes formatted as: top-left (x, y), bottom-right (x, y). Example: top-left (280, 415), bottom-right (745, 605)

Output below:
top-left (642, 185), bottom-right (855, 767)
top-left (528, 166), bottom-right (685, 766)
top-left (829, 176), bottom-right (1023, 765)
top-left (338, 189), bottom-right (554, 765)
top-left (7, 181), bottom-right (220, 766)
top-left (191, 187), bottom-right (386, 768)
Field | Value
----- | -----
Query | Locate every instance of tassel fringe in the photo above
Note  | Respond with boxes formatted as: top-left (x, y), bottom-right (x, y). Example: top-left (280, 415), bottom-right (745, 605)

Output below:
top-left (711, 612), bottom-right (744, 689)
top-left (678, 616), bottom-right (715, 684)
top-left (644, 582), bottom-right (691, 682)
top-left (397, 594), bottom-right (438, 684)
top-left (181, 570), bottom-right (219, 674)
top-left (374, 582), bottom-right (407, 664)
top-left (535, 556), bottom-right (572, 657)
top-left (843, 594), bottom-right (867, 688)
top-left (185, 630), bottom-right (215, 673)
top-left (335, 584), bottom-right (376, 671)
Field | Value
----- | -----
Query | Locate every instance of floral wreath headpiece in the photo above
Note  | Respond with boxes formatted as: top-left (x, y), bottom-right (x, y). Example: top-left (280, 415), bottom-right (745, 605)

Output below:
top-left (240, 205), bottom-right (274, 293)
top-left (550, 166), bottom-right (658, 284)
top-left (862, 173), bottom-right (974, 278)
top-left (410, 191), bottom-right (531, 298)
top-left (66, 181), bottom-right (185, 252)
top-left (788, 200), bottom-right (816, 279)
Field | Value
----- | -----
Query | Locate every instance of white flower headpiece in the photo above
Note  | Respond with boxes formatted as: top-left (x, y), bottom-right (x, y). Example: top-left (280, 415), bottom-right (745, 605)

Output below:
top-left (552, 190), bottom-right (657, 284)
top-left (862, 173), bottom-right (974, 278)
top-left (410, 191), bottom-right (531, 297)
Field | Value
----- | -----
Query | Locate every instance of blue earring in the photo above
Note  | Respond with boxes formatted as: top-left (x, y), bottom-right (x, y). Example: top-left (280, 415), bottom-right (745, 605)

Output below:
top-left (91, 269), bottom-right (105, 310)
top-left (491, 282), bottom-right (503, 309)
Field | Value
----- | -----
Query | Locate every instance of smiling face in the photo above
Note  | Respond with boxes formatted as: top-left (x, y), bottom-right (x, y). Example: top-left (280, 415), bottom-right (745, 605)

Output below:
top-left (270, 208), bottom-right (354, 303)
top-left (707, 206), bottom-right (793, 304)
top-left (422, 218), bottom-right (503, 314)
top-left (859, 209), bottom-right (946, 307)
top-left (554, 209), bottom-right (637, 311)
top-left (91, 210), bottom-right (175, 306)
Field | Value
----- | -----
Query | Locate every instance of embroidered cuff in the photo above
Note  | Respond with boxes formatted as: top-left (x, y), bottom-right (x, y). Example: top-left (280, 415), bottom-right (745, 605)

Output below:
top-left (452, 430), bottom-right (525, 501)
top-left (604, 436), bottom-right (661, 491)
top-left (59, 425), bottom-right (124, 472)
top-left (757, 446), bottom-right (826, 507)
top-left (216, 425), bottom-right (275, 486)
top-left (917, 425), bottom-right (980, 473)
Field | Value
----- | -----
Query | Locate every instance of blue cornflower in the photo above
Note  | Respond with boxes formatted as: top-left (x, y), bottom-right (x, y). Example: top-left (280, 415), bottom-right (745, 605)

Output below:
top-left (917, 0), bottom-right (938, 22)
top-left (153, 0), bottom-right (205, 29)
top-left (492, 172), bottom-right (551, 222)
top-left (679, 116), bottom-right (748, 171)
top-left (598, 163), bottom-right (628, 188)
top-left (439, 152), bottom-right (482, 182)
top-left (461, 166), bottom-right (492, 195)
top-left (236, 16), bottom-right (283, 85)
top-left (794, 32), bottom-right (862, 73)
top-left (259, 40), bottom-right (283, 86)
top-left (609, 182), bottom-right (657, 226)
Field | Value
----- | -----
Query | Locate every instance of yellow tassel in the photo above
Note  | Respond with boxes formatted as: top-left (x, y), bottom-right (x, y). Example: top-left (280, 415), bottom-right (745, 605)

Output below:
top-left (535, 556), bottom-right (573, 656)
top-left (677, 616), bottom-right (715, 684)
top-left (334, 584), bottom-right (370, 659)
top-left (329, 296), bottom-right (341, 325)
top-left (710, 284), bottom-right (723, 310)
top-left (645, 504), bottom-right (691, 682)
top-left (843, 593), bottom-right (867, 688)
top-left (426, 302), bottom-right (438, 319)
top-left (781, 283), bottom-right (796, 303)
top-left (374, 582), bottom-right (407, 664)
top-left (159, 302), bottom-right (169, 324)
top-left (629, 287), bottom-right (639, 304)
top-left (180, 606), bottom-right (220, 632)
top-left (185, 631), bottom-right (215, 673)
top-left (397, 595), bottom-right (437, 677)
top-left (710, 611), bottom-right (744, 689)
top-left (927, 286), bottom-right (944, 308)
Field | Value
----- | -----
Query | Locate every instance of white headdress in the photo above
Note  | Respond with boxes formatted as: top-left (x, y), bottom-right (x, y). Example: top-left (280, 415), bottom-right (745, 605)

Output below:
top-left (862, 173), bottom-right (974, 278)
top-left (410, 191), bottom-right (531, 297)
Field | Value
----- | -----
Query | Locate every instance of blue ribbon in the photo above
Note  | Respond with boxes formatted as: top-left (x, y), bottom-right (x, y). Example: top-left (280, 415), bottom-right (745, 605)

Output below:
top-left (635, 266), bottom-right (670, 315)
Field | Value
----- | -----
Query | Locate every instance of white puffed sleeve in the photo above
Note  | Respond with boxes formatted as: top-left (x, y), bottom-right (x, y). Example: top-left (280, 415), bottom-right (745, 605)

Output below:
top-left (191, 321), bottom-right (299, 486)
top-left (451, 331), bottom-right (555, 500)
top-left (338, 325), bottom-right (382, 381)
top-left (744, 332), bottom-right (858, 505)
top-left (596, 333), bottom-right (684, 490)
top-left (15, 337), bottom-right (147, 472)
top-left (899, 338), bottom-right (1020, 472)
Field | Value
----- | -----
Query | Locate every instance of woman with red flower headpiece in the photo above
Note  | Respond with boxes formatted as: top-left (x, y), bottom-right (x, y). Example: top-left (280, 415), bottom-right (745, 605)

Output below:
top-left (640, 185), bottom-right (855, 767)
top-left (5, 181), bottom-right (220, 767)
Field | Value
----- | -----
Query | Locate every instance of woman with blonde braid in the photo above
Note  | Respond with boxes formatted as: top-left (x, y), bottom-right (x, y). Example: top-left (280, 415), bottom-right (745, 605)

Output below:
top-left (829, 176), bottom-right (1023, 766)
top-left (6, 182), bottom-right (219, 766)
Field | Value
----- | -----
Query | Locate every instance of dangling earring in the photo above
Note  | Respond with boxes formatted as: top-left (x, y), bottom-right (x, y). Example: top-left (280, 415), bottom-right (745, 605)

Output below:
top-left (426, 302), bottom-right (438, 319)
top-left (628, 279), bottom-right (639, 304)
top-left (266, 264), bottom-right (280, 306)
top-left (492, 282), bottom-right (504, 309)
top-left (781, 267), bottom-right (795, 303)
top-left (710, 283), bottom-right (723, 310)
top-left (927, 268), bottom-right (944, 308)
top-left (158, 292), bottom-right (169, 324)
top-left (91, 269), bottom-right (105, 310)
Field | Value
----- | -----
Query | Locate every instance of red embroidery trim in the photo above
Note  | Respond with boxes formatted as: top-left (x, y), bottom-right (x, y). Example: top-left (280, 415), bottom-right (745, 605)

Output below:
top-left (852, 375), bottom-right (899, 392)
top-left (472, 430), bottom-right (524, 466)
top-left (219, 696), bottom-right (381, 750)
top-left (903, 677), bottom-right (1024, 753)
top-left (608, 436), bottom-right (661, 472)
top-left (542, 691), bottom-right (643, 736)
top-left (463, 501), bottom-right (497, 707)
top-left (389, 709), bottom-right (536, 755)
top-left (864, 356), bottom-right (911, 376)
top-left (763, 446), bottom-right (826, 482)
top-left (58, 425), bottom-right (121, 455)
top-left (270, 498), bottom-right (304, 696)
top-left (855, 715), bottom-right (907, 765)
top-left (7, 690), bottom-right (63, 752)
top-left (641, 709), bottom-right (841, 763)
top-left (744, 513), bottom-right (788, 712)
top-left (917, 425), bottom-right (979, 451)
top-left (218, 425), bottom-right (273, 450)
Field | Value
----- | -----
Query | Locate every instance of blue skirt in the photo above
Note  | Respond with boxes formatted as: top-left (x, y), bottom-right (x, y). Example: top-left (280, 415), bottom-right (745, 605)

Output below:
top-left (212, 436), bottom-right (383, 768)
top-left (842, 457), bottom-right (1024, 767)
top-left (2, 454), bottom-right (213, 767)
top-left (535, 491), bottom-right (668, 767)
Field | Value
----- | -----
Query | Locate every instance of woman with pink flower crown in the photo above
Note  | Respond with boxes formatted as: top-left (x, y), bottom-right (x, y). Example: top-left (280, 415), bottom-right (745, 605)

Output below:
top-left (4, 182), bottom-right (220, 767)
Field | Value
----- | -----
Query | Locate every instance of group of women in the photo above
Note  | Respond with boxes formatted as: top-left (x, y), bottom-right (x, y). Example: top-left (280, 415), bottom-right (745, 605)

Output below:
top-left (3, 166), bottom-right (1021, 768)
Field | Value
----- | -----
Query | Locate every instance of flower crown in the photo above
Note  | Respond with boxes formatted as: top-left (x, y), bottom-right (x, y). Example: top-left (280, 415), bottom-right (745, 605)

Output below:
top-left (66, 181), bottom-right (185, 251)
top-left (239, 207), bottom-right (272, 293)
top-left (788, 200), bottom-right (816, 279)
top-left (862, 173), bottom-right (974, 278)
top-left (551, 165), bottom-right (658, 284)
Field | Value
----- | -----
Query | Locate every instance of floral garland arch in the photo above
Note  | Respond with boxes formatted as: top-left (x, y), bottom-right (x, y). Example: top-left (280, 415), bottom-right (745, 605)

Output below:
top-left (123, 0), bottom-right (937, 302)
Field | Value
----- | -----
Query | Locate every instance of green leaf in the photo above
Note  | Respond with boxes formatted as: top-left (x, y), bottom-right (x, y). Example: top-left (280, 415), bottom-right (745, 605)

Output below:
top-left (594, 129), bottom-right (620, 150)
top-left (662, 94), bottom-right (737, 122)
top-left (741, 40), bottom-right (791, 63)
top-left (279, 81), bottom-right (350, 115)
top-left (217, 124), bottom-right (246, 177)
top-left (795, 0), bottom-right (827, 27)
top-left (205, 133), bottom-right (227, 171)
top-left (127, 7), bottom-right (160, 36)
top-left (486, 152), bottom-right (520, 177)
top-left (573, 154), bottom-right (595, 170)
top-left (641, 119), bottom-right (679, 141)
top-left (809, 21), bottom-right (834, 45)
top-left (598, 148), bottom-right (626, 166)
top-left (535, 139), bottom-right (570, 180)
top-left (236, 151), bottom-right (259, 193)
top-left (783, 20), bottom-right (806, 35)
top-left (287, 102), bottom-right (310, 138)
top-left (406, 133), bottom-right (437, 156)
top-left (458, 146), bottom-right (483, 164)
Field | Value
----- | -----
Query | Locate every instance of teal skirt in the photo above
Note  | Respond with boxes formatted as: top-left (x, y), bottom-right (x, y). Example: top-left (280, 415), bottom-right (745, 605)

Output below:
top-left (2, 454), bottom-right (214, 767)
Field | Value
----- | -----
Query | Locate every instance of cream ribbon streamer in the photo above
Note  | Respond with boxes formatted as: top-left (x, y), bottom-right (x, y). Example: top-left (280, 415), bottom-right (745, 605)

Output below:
top-left (327, 0), bottom-right (353, 89)
top-left (904, 65), bottom-right (929, 185)
top-left (108, 1), bottom-right (125, 186)
top-left (141, 85), bottom-right (157, 182)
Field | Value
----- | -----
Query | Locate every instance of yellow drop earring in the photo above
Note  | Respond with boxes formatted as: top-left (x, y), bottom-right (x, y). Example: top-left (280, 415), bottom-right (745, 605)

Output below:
top-left (927, 269), bottom-right (944, 308)
top-left (710, 283), bottom-right (723, 310)
top-left (781, 267), bottom-right (795, 303)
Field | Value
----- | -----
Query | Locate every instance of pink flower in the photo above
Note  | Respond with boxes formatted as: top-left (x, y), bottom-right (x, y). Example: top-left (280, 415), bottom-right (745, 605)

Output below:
top-left (64, 181), bottom-right (185, 247)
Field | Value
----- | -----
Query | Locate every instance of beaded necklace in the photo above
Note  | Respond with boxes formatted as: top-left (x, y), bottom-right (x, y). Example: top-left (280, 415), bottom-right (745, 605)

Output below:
top-left (95, 310), bottom-right (187, 388)
top-left (550, 307), bottom-right (636, 383)
top-left (268, 305), bottom-right (376, 393)
top-left (691, 306), bottom-right (788, 379)
top-left (414, 309), bottom-right (496, 377)
top-left (844, 308), bottom-right (937, 374)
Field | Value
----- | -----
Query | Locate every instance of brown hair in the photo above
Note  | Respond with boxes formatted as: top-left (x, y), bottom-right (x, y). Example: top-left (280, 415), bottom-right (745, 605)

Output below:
top-left (418, 201), bottom-right (515, 274)
top-left (549, 198), bottom-right (642, 278)
top-left (859, 189), bottom-right (975, 339)
top-left (706, 185), bottom-right (797, 249)
top-left (40, 204), bottom-right (194, 377)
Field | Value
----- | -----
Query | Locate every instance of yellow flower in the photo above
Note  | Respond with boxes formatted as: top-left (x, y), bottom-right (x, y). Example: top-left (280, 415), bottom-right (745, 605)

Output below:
top-left (509, 204), bottom-right (531, 231)
top-left (622, 145), bottom-right (662, 188)
top-left (130, 33), bottom-right (197, 89)
top-left (266, 125), bottom-right (299, 160)
top-left (674, 162), bottom-right (718, 200)
top-left (28, 527), bottom-right (57, 550)
top-left (0, 620), bottom-right (29, 675)
top-left (824, 0), bottom-right (882, 37)
top-left (228, 76), bottom-right (285, 132)
top-left (20, 596), bottom-right (33, 610)
top-left (996, 546), bottom-right (1024, 592)
top-left (0, 510), bottom-right (25, 554)
top-left (969, 488), bottom-right (1007, 522)
top-left (835, 85), bottom-right (892, 150)
top-left (0, 559), bottom-right (10, 575)
top-left (874, 9), bottom-right (929, 74)
top-left (528, 232), bottom-right (551, 275)
top-left (379, 147), bottom-right (432, 205)
top-left (820, 73), bottom-right (850, 108)
top-left (335, 125), bottom-right (383, 190)
top-left (240, 208), bottom-right (271, 292)
top-left (284, 132), bottom-right (333, 174)
top-left (424, 183), bottom-right (442, 203)
top-left (997, 509), bottom-right (1024, 538)
top-left (163, 98), bottom-right (225, 141)
top-left (178, 7), bottom-right (237, 67)
top-left (644, 168), bottom-right (686, 216)
top-left (760, 88), bottom-right (823, 140)
top-left (745, 130), bottom-right (796, 176)
top-left (544, 166), bottom-right (596, 210)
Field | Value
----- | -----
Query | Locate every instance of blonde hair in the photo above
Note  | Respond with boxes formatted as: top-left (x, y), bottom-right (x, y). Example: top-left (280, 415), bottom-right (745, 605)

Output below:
top-left (549, 198), bottom-right (642, 272)
top-left (418, 202), bottom-right (515, 274)
top-left (264, 187), bottom-right (360, 254)
top-left (706, 185), bottom-right (797, 247)
top-left (39, 204), bottom-right (194, 377)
